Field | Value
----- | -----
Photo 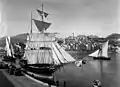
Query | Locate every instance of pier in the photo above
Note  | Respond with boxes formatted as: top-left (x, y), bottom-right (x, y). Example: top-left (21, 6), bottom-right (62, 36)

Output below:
top-left (0, 69), bottom-right (48, 87)
top-left (0, 69), bottom-right (67, 87)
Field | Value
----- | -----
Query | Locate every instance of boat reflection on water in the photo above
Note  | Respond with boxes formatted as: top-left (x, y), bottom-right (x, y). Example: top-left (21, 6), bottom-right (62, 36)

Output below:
top-left (54, 52), bottom-right (120, 87)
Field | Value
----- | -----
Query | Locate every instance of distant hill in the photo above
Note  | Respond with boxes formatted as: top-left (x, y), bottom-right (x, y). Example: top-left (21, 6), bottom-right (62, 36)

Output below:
top-left (105, 33), bottom-right (120, 46)
top-left (0, 32), bottom-right (59, 47)
top-left (0, 33), bottom-right (27, 47)
top-left (11, 33), bottom-right (27, 43)
top-left (1, 33), bottom-right (120, 47)
top-left (106, 33), bottom-right (120, 40)
top-left (0, 37), bottom-right (6, 47)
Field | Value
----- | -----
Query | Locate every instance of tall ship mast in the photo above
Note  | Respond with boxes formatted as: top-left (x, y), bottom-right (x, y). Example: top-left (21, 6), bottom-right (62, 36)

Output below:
top-left (20, 4), bottom-right (76, 86)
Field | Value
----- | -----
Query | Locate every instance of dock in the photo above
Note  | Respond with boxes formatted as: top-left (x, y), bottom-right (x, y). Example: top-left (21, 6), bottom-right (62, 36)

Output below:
top-left (0, 69), bottom-right (49, 87)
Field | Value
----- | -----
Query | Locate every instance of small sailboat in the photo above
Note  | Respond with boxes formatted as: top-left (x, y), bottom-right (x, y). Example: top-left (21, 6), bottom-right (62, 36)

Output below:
top-left (88, 40), bottom-right (111, 60)
top-left (20, 4), bottom-right (76, 86)
top-left (3, 36), bottom-right (15, 63)
top-left (116, 46), bottom-right (120, 53)
top-left (0, 36), bottom-right (16, 69)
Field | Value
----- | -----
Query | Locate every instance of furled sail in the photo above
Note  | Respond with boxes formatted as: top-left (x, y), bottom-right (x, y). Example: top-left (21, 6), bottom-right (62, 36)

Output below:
top-left (33, 19), bottom-right (51, 32)
top-left (37, 9), bottom-right (48, 18)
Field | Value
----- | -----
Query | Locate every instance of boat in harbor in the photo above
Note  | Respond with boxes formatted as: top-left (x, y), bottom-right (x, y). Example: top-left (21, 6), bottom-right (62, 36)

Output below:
top-left (88, 40), bottom-right (111, 60)
top-left (2, 36), bottom-right (15, 66)
top-left (20, 4), bottom-right (76, 86)
top-left (116, 46), bottom-right (120, 53)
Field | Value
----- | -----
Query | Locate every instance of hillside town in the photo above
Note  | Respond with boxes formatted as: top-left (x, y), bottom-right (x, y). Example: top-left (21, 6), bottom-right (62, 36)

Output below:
top-left (0, 34), bottom-right (119, 57)
top-left (57, 34), bottom-right (119, 52)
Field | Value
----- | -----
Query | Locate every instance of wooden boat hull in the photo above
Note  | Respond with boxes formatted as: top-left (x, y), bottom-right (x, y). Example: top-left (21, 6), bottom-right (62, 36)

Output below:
top-left (23, 64), bottom-right (55, 76)
top-left (23, 67), bottom-right (54, 76)
top-left (93, 56), bottom-right (111, 60)
top-left (20, 63), bottom-right (59, 76)
top-left (20, 60), bottom-right (62, 76)
top-left (22, 70), bottom-right (56, 86)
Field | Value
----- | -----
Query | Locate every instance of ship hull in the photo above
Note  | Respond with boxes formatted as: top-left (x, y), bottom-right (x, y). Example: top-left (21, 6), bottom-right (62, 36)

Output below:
top-left (21, 63), bottom-right (58, 76)
top-left (20, 60), bottom-right (62, 76)
top-left (22, 69), bottom-right (53, 78)
top-left (93, 56), bottom-right (111, 60)
top-left (22, 70), bottom-right (56, 86)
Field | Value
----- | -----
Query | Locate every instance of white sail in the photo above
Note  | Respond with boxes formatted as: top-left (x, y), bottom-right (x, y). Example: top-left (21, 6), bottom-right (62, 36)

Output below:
top-left (55, 42), bottom-right (75, 62)
top-left (116, 46), bottom-right (120, 53)
top-left (24, 33), bottom-right (54, 64)
top-left (5, 36), bottom-right (12, 56)
top-left (52, 46), bottom-right (61, 65)
top-left (24, 32), bottom-right (75, 65)
top-left (88, 50), bottom-right (99, 57)
top-left (101, 40), bottom-right (109, 57)
top-left (52, 42), bottom-right (67, 64)
top-left (88, 40), bottom-right (109, 58)
top-left (24, 50), bottom-right (53, 64)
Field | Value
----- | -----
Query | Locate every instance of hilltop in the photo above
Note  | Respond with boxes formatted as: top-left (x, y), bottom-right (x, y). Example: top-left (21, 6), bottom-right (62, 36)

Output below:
top-left (106, 33), bottom-right (120, 40)
top-left (0, 33), bottom-right (27, 47)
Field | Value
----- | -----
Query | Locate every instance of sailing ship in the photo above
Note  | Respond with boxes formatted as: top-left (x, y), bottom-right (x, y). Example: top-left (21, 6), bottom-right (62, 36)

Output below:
top-left (20, 4), bottom-right (75, 86)
top-left (2, 36), bottom-right (15, 63)
top-left (0, 36), bottom-right (17, 70)
top-left (88, 40), bottom-right (111, 60)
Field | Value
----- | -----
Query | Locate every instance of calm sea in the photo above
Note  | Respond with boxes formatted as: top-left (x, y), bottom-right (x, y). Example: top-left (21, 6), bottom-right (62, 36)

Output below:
top-left (55, 52), bottom-right (120, 87)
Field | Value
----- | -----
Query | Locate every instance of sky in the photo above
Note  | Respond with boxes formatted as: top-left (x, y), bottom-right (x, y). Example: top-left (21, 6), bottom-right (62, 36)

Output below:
top-left (0, 0), bottom-right (120, 38)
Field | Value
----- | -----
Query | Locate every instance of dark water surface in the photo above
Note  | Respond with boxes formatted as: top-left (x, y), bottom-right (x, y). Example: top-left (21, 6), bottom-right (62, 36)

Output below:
top-left (0, 71), bottom-right (14, 87)
top-left (55, 52), bottom-right (120, 87)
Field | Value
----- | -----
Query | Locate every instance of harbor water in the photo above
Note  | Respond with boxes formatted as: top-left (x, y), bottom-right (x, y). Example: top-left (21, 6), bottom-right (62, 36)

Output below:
top-left (0, 52), bottom-right (120, 87)
top-left (55, 52), bottom-right (120, 87)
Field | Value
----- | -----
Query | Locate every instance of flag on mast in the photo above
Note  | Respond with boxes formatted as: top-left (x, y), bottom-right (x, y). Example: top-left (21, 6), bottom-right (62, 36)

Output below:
top-left (36, 9), bottom-right (48, 18)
